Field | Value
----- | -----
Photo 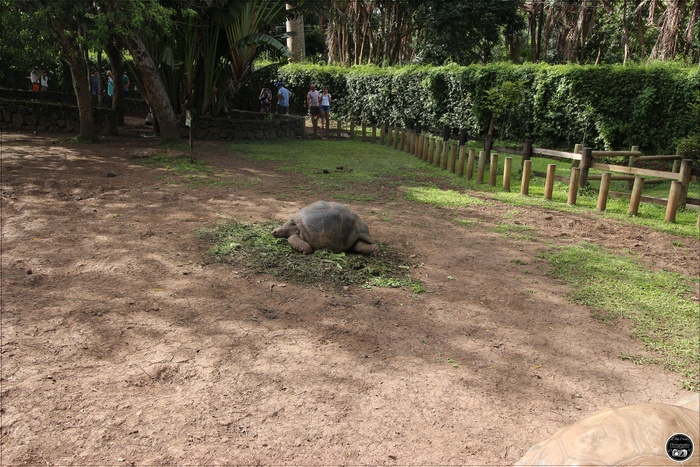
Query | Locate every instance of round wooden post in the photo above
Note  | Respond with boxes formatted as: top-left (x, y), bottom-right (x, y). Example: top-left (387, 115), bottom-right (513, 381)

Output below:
top-left (434, 139), bottom-right (441, 167)
top-left (449, 142), bottom-right (458, 173)
top-left (393, 127), bottom-right (400, 149)
top-left (503, 157), bottom-right (512, 191)
top-left (489, 153), bottom-right (499, 187)
top-left (441, 141), bottom-right (448, 170)
top-left (428, 136), bottom-right (435, 164)
top-left (400, 128), bottom-right (406, 151)
top-left (625, 145), bottom-right (639, 190)
top-left (476, 150), bottom-right (486, 184)
top-left (380, 123), bottom-right (386, 145)
top-left (418, 134), bottom-right (425, 159)
top-left (522, 139), bottom-right (533, 171)
top-left (572, 143), bottom-right (582, 168)
top-left (578, 147), bottom-right (592, 187)
top-left (336, 120), bottom-right (342, 139)
top-left (628, 176), bottom-right (645, 216)
top-left (544, 164), bottom-right (556, 200)
top-left (457, 145), bottom-right (466, 177)
top-left (568, 167), bottom-right (580, 205)
top-left (466, 148), bottom-right (476, 179)
top-left (672, 160), bottom-right (681, 173)
top-left (678, 159), bottom-right (693, 207)
top-left (349, 121), bottom-right (355, 138)
top-left (665, 181), bottom-right (683, 223)
top-left (361, 123), bottom-right (367, 142)
top-left (371, 124), bottom-right (377, 143)
top-left (423, 135), bottom-right (430, 162)
top-left (597, 172), bottom-right (612, 211)
top-left (521, 160), bottom-right (532, 196)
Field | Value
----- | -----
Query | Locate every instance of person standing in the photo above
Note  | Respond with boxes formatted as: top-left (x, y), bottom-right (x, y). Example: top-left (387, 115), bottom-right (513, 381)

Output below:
top-left (276, 81), bottom-right (291, 115)
top-left (29, 66), bottom-right (39, 91)
top-left (306, 84), bottom-right (321, 136)
top-left (39, 70), bottom-right (49, 92)
top-left (259, 86), bottom-right (272, 114)
top-left (90, 71), bottom-right (99, 104)
top-left (106, 70), bottom-right (114, 97)
top-left (320, 86), bottom-right (332, 133)
top-left (122, 73), bottom-right (131, 98)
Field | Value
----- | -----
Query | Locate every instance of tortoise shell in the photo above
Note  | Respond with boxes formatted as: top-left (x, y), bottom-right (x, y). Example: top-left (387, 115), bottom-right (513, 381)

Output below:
top-left (516, 400), bottom-right (699, 466)
top-left (290, 200), bottom-right (375, 254)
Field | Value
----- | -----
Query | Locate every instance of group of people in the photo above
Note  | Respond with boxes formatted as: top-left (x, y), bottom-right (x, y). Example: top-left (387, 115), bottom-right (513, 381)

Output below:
top-left (90, 70), bottom-right (131, 100)
top-left (259, 81), bottom-right (332, 135)
top-left (28, 67), bottom-right (48, 92)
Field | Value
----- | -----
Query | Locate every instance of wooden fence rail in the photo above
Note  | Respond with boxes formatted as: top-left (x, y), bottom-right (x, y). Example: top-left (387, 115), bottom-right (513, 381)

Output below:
top-left (334, 121), bottom-right (699, 225)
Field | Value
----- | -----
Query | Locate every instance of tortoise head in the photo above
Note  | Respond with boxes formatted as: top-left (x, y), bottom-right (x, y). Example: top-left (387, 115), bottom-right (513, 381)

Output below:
top-left (272, 219), bottom-right (298, 238)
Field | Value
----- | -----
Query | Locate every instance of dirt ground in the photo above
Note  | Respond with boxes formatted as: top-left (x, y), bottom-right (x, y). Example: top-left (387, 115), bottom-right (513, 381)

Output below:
top-left (1, 117), bottom-right (698, 465)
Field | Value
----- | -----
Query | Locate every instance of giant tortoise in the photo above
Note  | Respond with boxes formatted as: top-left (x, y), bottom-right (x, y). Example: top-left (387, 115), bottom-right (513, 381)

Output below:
top-left (515, 393), bottom-right (699, 466)
top-left (272, 200), bottom-right (379, 256)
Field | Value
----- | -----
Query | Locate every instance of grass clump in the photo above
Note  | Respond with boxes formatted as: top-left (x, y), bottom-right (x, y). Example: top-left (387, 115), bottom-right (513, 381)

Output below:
top-left (199, 220), bottom-right (423, 292)
top-left (544, 243), bottom-right (700, 390)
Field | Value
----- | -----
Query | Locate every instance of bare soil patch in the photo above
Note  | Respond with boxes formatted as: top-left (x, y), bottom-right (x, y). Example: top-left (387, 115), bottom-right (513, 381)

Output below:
top-left (1, 119), bottom-right (698, 465)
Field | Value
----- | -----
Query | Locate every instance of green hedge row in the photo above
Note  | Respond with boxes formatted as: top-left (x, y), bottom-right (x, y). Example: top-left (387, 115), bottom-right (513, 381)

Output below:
top-left (238, 62), bottom-right (699, 154)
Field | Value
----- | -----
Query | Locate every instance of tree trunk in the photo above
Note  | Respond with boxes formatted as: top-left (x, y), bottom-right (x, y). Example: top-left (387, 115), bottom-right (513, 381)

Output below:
top-left (105, 40), bottom-right (125, 127)
top-left (126, 32), bottom-right (180, 141)
top-left (286, 4), bottom-right (306, 62)
top-left (50, 19), bottom-right (96, 142)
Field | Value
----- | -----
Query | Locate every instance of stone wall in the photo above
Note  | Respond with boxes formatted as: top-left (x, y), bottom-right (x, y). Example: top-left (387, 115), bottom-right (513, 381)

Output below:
top-left (1, 91), bottom-right (304, 140)
top-left (189, 111), bottom-right (305, 140)
top-left (0, 99), bottom-right (111, 134)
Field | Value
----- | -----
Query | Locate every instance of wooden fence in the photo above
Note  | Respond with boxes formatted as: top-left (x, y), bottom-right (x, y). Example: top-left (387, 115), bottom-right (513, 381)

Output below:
top-left (324, 121), bottom-right (700, 227)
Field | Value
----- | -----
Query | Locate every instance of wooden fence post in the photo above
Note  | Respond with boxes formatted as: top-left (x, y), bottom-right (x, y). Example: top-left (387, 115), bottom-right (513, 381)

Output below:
top-left (428, 137), bottom-right (435, 164)
top-left (349, 121), bottom-right (355, 138)
top-left (665, 181), bottom-right (682, 222)
top-left (457, 145), bottom-right (466, 177)
top-left (626, 145), bottom-right (639, 190)
top-left (489, 153), bottom-right (499, 187)
top-left (380, 123), bottom-right (386, 145)
top-left (337, 120), bottom-right (342, 139)
top-left (522, 139), bottom-right (532, 171)
top-left (484, 134), bottom-right (493, 160)
top-left (572, 143), bottom-right (582, 168)
top-left (597, 172), bottom-right (612, 211)
top-left (503, 157), bottom-right (512, 191)
top-left (418, 134), bottom-right (425, 159)
top-left (441, 141), bottom-right (449, 170)
top-left (371, 124), bottom-right (377, 143)
top-left (393, 127), bottom-right (400, 149)
top-left (361, 123), bottom-right (367, 142)
top-left (400, 128), bottom-right (406, 151)
top-left (544, 164), bottom-right (556, 200)
top-left (579, 147), bottom-right (592, 188)
top-left (521, 160), bottom-right (532, 196)
top-left (423, 135), bottom-right (430, 162)
top-left (476, 150), bottom-right (486, 184)
top-left (568, 167), bottom-right (580, 205)
top-left (678, 159), bottom-right (693, 207)
top-left (466, 148), bottom-right (476, 179)
top-left (628, 177), bottom-right (644, 216)
top-left (449, 142), bottom-right (458, 173)
top-left (434, 139), bottom-right (441, 167)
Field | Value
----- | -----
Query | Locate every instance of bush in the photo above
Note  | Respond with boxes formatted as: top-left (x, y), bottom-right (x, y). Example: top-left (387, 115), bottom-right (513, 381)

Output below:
top-left (235, 62), bottom-right (699, 154)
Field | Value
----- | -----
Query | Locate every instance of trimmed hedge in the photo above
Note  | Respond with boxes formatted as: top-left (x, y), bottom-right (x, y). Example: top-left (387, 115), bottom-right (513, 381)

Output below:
top-left (239, 62), bottom-right (699, 154)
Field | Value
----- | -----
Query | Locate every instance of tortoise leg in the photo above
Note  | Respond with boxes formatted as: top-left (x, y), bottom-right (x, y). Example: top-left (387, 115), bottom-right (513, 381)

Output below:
top-left (352, 240), bottom-right (379, 256)
top-left (288, 234), bottom-right (313, 255)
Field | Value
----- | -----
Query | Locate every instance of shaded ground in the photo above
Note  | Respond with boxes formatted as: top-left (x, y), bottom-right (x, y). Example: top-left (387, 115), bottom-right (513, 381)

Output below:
top-left (1, 118), bottom-right (698, 465)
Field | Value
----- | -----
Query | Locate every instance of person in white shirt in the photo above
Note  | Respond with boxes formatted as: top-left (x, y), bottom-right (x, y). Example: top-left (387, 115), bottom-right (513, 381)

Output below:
top-left (307, 84), bottom-right (321, 136)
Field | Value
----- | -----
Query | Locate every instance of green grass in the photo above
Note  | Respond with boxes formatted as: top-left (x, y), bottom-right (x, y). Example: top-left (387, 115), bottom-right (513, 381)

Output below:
top-left (198, 220), bottom-right (423, 292)
top-left (544, 243), bottom-right (700, 391)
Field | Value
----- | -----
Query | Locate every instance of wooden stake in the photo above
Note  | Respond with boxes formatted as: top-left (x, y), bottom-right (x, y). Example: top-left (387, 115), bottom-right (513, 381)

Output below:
top-left (579, 147), bottom-right (592, 187)
top-left (466, 148), bottom-right (476, 180)
top-left (400, 128), bottom-right (406, 151)
top-left (628, 176), bottom-right (644, 216)
top-left (597, 172), bottom-right (611, 211)
top-left (427, 138), bottom-right (435, 164)
top-left (449, 142), bottom-right (458, 173)
top-left (572, 144), bottom-right (582, 168)
top-left (476, 150), bottom-right (486, 184)
top-left (349, 121), bottom-right (354, 138)
top-left (665, 180), bottom-right (682, 222)
top-left (503, 157), bottom-right (512, 191)
top-left (626, 145), bottom-right (638, 190)
top-left (521, 160), bottom-right (532, 196)
top-left (380, 124), bottom-right (386, 145)
top-left (568, 167), bottom-right (580, 205)
top-left (544, 164), bottom-right (556, 200)
top-left (441, 141), bottom-right (448, 170)
top-left (393, 127), bottom-right (399, 149)
top-left (489, 153), bottom-right (498, 187)
top-left (361, 123), bottom-right (366, 142)
top-left (434, 139), bottom-right (441, 167)
top-left (457, 145), bottom-right (466, 177)
top-left (371, 124), bottom-right (377, 143)
top-left (337, 120), bottom-right (342, 139)
top-left (678, 159), bottom-right (693, 207)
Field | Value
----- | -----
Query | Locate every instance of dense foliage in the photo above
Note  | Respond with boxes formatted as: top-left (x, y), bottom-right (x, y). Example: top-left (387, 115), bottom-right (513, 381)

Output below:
top-left (240, 61), bottom-right (699, 154)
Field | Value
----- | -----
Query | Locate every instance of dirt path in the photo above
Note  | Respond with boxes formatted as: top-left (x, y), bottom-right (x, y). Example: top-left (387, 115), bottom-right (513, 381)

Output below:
top-left (1, 125), bottom-right (698, 465)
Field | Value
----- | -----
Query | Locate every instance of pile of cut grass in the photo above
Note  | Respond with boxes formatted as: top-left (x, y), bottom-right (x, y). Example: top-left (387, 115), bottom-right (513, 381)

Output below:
top-left (199, 220), bottom-right (423, 292)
